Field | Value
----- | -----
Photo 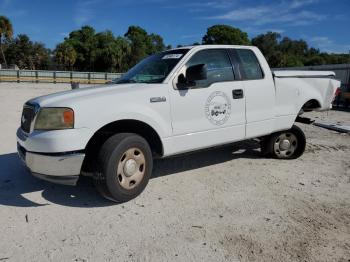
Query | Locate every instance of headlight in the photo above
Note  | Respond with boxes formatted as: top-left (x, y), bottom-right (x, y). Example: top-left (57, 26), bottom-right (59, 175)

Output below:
top-left (34, 108), bottom-right (74, 130)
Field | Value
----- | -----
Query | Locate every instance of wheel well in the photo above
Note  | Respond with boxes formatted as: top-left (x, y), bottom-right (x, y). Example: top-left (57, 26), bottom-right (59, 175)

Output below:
top-left (82, 120), bottom-right (163, 173)
top-left (301, 99), bottom-right (321, 112)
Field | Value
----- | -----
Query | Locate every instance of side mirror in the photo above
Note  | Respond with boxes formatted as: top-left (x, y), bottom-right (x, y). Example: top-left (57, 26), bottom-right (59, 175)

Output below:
top-left (186, 64), bottom-right (207, 82)
top-left (178, 74), bottom-right (187, 85)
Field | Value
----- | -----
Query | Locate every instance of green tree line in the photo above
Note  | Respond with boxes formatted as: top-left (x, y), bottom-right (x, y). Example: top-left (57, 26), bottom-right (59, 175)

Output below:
top-left (0, 16), bottom-right (349, 72)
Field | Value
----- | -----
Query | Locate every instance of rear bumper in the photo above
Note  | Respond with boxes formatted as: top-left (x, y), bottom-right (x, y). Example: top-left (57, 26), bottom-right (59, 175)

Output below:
top-left (17, 143), bottom-right (85, 186)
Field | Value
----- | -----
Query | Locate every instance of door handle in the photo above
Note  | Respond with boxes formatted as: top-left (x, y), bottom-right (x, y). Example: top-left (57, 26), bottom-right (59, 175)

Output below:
top-left (150, 96), bottom-right (166, 103)
top-left (232, 89), bottom-right (244, 99)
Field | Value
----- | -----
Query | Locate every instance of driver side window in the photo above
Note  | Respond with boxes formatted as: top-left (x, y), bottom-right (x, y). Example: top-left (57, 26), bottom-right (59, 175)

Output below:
top-left (185, 49), bottom-right (235, 88)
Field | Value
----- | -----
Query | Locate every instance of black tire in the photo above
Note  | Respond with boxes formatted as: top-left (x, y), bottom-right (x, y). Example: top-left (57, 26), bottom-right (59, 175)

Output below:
top-left (260, 136), bottom-right (270, 157)
top-left (94, 133), bottom-right (153, 203)
top-left (264, 125), bottom-right (306, 159)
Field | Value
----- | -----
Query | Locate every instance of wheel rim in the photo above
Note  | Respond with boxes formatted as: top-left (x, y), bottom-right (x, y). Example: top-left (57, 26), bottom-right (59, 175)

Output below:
top-left (273, 132), bottom-right (298, 158)
top-left (117, 147), bottom-right (146, 190)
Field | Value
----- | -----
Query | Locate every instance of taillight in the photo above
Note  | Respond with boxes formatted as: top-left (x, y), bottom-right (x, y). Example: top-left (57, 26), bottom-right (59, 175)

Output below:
top-left (334, 87), bottom-right (341, 97)
top-left (332, 87), bottom-right (341, 103)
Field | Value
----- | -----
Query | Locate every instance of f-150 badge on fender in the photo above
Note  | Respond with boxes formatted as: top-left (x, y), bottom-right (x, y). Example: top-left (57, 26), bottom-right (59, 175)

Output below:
top-left (205, 91), bottom-right (231, 125)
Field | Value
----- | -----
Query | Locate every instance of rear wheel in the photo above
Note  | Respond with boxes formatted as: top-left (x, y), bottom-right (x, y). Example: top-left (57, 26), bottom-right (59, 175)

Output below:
top-left (94, 133), bottom-right (153, 203)
top-left (263, 125), bottom-right (306, 159)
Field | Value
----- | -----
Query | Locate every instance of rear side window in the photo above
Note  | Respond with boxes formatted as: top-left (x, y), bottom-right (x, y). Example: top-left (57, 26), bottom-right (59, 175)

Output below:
top-left (185, 49), bottom-right (234, 88)
top-left (236, 49), bottom-right (263, 80)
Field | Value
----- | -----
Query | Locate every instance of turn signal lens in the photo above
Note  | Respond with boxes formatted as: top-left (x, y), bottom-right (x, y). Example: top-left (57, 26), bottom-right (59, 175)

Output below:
top-left (63, 109), bottom-right (74, 126)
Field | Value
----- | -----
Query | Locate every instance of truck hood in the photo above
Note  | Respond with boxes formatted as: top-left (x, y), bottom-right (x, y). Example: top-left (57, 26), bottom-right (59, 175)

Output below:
top-left (29, 83), bottom-right (148, 107)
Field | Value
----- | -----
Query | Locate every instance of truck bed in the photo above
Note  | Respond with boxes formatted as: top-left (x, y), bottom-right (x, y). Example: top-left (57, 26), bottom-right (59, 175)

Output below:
top-left (272, 70), bottom-right (340, 113)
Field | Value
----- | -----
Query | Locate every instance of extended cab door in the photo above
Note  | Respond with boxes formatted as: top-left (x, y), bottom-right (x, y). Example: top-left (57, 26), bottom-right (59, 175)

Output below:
top-left (229, 48), bottom-right (275, 138)
top-left (168, 48), bottom-right (246, 155)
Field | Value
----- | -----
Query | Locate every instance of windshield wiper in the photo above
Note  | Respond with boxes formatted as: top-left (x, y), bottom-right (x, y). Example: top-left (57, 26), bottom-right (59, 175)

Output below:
top-left (116, 79), bottom-right (138, 84)
top-left (143, 78), bottom-right (165, 84)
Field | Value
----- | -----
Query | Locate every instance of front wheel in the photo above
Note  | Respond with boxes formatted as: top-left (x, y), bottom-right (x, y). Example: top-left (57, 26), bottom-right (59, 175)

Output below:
top-left (264, 125), bottom-right (306, 159)
top-left (94, 133), bottom-right (153, 203)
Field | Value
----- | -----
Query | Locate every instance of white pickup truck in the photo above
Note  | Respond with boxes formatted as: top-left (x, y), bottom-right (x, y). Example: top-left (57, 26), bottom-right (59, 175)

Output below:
top-left (17, 45), bottom-right (340, 202)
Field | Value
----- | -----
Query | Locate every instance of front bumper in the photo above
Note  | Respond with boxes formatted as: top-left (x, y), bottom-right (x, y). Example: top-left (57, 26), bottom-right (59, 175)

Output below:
top-left (17, 143), bottom-right (85, 186)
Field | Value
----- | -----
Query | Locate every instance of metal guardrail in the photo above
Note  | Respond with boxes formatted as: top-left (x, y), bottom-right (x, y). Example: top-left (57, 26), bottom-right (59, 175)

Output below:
top-left (0, 69), bottom-right (123, 84)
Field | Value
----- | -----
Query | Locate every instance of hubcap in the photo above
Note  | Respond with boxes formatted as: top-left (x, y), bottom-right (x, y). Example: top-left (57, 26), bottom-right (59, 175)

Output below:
top-left (280, 139), bottom-right (291, 151)
top-left (124, 159), bottom-right (137, 177)
top-left (274, 132), bottom-right (298, 158)
top-left (117, 147), bottom-right (146, 190)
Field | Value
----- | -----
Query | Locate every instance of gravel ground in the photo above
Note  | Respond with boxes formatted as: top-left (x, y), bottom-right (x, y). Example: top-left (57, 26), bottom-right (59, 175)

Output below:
top-left (0, 83), bottom-right (349, 262)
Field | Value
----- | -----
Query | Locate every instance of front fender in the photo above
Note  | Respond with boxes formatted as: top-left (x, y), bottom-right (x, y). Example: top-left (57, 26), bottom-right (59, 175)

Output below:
top-left (86, 101), bottom-right (172, 140)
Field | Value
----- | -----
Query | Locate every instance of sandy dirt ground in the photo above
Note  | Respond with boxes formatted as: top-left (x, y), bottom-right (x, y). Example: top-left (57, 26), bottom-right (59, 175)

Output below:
top-left (0, 83), bottom-right (349, 262)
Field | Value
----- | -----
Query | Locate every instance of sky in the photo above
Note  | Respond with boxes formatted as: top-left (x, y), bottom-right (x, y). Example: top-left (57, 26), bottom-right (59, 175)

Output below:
top-left (1, 0), bottom-right (349, 53)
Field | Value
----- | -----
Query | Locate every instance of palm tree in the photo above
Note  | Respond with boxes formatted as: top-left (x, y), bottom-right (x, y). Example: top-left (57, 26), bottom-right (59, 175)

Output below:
top-left (55, 42), bottom-right (77, 70)
top-left (0, 16), bottom-right (13, 68)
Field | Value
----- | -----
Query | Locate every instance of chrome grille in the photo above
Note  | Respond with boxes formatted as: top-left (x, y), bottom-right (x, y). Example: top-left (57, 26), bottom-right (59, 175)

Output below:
top-left (21, 105), bottom-right (35, 133)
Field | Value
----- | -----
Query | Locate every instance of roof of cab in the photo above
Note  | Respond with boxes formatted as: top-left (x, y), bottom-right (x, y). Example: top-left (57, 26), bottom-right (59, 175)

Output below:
top-left (170, 44), bottom-right (256, 51)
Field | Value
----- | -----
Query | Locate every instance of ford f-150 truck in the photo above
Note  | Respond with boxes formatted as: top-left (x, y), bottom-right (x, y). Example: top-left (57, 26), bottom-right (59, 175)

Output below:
top-left (17, 45), bottom-right (340, 202)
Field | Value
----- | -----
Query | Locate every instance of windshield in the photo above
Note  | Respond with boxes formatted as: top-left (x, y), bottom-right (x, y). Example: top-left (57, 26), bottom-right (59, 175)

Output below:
top-left (115, 49), bottom-right (189, 84)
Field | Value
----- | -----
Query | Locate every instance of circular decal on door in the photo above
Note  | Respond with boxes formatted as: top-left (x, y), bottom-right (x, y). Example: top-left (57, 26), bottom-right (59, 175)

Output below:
top-left (205, 91), bottom-right (231, 125)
